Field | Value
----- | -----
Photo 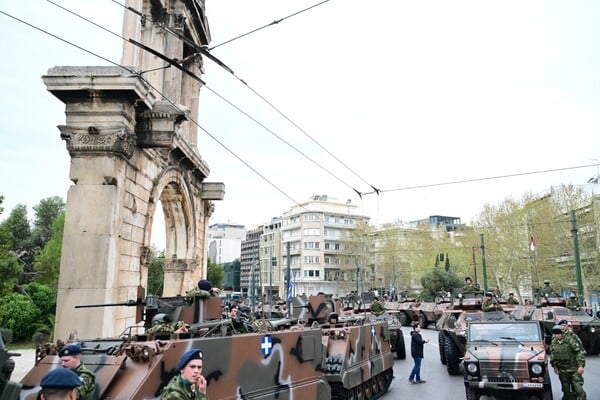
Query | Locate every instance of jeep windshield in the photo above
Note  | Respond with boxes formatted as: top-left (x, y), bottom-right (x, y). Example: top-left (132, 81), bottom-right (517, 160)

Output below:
top-left (468, 322), bottom-right (541, 342)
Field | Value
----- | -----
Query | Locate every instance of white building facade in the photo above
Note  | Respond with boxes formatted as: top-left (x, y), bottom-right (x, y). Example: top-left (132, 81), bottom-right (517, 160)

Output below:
top-left (207, 222), bottom-right (246, 264)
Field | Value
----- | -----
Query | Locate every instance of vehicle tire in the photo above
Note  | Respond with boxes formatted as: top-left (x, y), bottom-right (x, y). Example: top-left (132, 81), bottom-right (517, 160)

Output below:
top-left (398, 312), bottom-right (410, 326)
top-left (540, 387), bottom-right (553, 400)
top-left (584, 338), bottom-right (600, 355)
top-left (438, 332), bottom-right (447, 365)
top-left (419, 313), bottom-right (429, 329)
top-left (465, 386), bottom-right (480, 400)
top-left (444, 337), bottom-right (462, 375)
top-left (395, 332), bottom-right (406, 360)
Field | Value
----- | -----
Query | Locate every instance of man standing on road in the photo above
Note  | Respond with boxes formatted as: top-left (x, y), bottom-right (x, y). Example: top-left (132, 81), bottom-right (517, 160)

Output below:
top-left (550, 325), bottom-right (587, 400)
top-left (408, 322), bottom-right (429, 384)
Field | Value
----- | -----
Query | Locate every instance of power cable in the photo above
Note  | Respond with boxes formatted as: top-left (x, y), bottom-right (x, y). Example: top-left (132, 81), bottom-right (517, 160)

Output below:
top-left (111, 0), bottom-right (379, 196)
top-left (206, 0), bottom-right (332, 51)
top-left (0, 7), bottom-right (306, 211)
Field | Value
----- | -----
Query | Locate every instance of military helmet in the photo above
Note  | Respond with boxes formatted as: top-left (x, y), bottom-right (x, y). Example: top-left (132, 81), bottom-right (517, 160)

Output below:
top-left (485, 292), bottom-right (493, 297)
top-left (151, 313), bottom-right (172, 325)
top-left (551, 325), bottom-right (563, 334)
top-left (543, 279), bottom-right (550, 284)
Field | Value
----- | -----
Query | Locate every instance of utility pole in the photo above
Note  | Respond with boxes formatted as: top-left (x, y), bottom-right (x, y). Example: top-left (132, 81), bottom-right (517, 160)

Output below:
top-left (570, 210), bottom-right (585, 303)
top-left (285, 241), bottom-right (291, 318)
top-left (480, 234), bottom-right (488, 292)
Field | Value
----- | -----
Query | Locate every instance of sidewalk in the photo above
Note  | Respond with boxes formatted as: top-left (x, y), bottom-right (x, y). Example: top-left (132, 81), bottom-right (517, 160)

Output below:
top-left (9, 348), bottom-right (37, 382)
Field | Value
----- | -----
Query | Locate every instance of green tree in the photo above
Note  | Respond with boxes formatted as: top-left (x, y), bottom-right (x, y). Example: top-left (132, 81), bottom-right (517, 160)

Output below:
top-left (33, 212), bottom-right (65, 286)
top-left (147, 249), bottom-right (165, 296)
top-left (207, 258), bottom-right (223, 289)
top-left (0, 292), bottom-right (41, 342)
top-left (2, 204), bottom-right (32, 253)
top-left (419, 267), bottom-right (462, 301)
top-left (31, 196), bottom-right (65, 248)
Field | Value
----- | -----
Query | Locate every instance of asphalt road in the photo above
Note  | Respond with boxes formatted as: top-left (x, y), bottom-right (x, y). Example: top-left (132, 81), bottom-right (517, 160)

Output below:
top-left (383, 327), bottom-right (600, 400)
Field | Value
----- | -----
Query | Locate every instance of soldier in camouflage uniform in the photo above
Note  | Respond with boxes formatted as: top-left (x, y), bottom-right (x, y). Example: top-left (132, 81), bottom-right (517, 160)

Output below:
top-left (566, 295), bottom-right (580, 310)
top-left (161, 349), bottom-right (208, 400)
top-left (58, 344), bottom-right (95, 400)
top-left (558, 319), bottom-right (583, 347)
top-left (507, 292), bottom-right (519, 305)
top-left (370, 296), bottom-right (385, 316)
top-left (38, 368), bottom-right (82, 400)
top-left (462, 277), bottom-right (480, 294)
top-left (146, 313), bottom-right (189, 335)
top-left (481, 293), bottom-right (503, 312)
top-left (550, 325), bottom-right (587, 400)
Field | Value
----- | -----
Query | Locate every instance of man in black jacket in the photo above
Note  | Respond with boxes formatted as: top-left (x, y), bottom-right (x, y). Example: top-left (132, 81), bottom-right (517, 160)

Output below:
top-left (408, 322), bottom-right (429, 384)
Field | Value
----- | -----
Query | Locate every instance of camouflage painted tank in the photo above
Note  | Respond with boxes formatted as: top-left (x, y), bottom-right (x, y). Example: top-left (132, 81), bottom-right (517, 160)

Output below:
top-left (436, 291), bottom-right (513, 375)
top-left (0, 334), bottom-right (22, 399)
top-left (463, 320), bottom-right (552, 400)
top-left (16, 292), bottom-right (395, 400)
top-left (512, 301), bottom-right (600, 355)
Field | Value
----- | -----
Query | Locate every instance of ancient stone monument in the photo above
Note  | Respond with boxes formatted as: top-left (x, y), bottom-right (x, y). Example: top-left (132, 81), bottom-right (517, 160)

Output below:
top-left (43, 0), bottom-right (223, 339)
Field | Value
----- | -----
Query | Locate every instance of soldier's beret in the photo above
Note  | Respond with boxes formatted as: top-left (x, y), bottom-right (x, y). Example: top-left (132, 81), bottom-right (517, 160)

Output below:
top-left (177, 349), bottom-right (203, 370)
top-left (197, 279), bottom-right (212, 291)
top-left (40, 368), bottom-right (82, 388)
top-left (558, 319), bottom-right (568, 325)
top-left (551, 325), bottom-right (563, 334)
top-left (58, 343), bottom-right (82, 357)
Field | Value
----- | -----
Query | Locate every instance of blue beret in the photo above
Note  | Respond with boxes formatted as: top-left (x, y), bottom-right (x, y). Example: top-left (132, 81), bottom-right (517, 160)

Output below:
top-left (177, 349), bottom-right (203, 370)
top-left (197, 279), bottom-right (212, 291)
top-left (558, 319), bottom-right (568, 325)
top-left (58, 343), bottom-right (82, 357)
top-left (40, 368), bottom-right (82, 388)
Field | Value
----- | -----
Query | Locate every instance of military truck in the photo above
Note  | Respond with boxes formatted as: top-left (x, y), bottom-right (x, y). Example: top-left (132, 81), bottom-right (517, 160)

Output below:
top-left (437, 291), bottom-right (513, 375)
top-left (17, 292), bottom-right (396, 400)
top-left (512, 302), bottom-right (600, 355)
top-left (0, 334), bottom-right (21, 399)
top-left (463, 320), bottom-right (552, 400)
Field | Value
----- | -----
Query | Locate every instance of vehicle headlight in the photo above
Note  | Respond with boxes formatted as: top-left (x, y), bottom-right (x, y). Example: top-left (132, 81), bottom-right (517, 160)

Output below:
top-left (467, 362), bottom-right (479, 374)
top-left (590, 327), bottom-right (596, 333)
top-left (530, 363), bottom-right (543, 376)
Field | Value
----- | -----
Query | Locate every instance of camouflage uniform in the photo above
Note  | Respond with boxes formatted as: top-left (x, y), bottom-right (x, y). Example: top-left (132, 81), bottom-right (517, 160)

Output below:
top-left (566, 298), bottom-right (579, 310)
top-left (550, 334), bottom-right (586, 400)
top-left (74, 363), bottom-right (95, 400)
top-left (462, 284), bottom-right (478, 294)
top-left (507, 295), bottom-right (519, 305)
top-left (370, 300), bottom-right (385, 316)
top-left (481, 299), bottom-right (502, 312)
top-left (147, 321), bottom-right (188, 335)
top-left (160, 375), bottom-right (208, 400)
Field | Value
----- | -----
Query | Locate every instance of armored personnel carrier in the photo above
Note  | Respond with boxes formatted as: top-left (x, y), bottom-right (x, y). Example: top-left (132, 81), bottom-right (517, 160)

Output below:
top-left (414, 290), bottom-right (452, 329)
top-left (512, 299), bottom-right (600, 355)
top-left (437, 291), bottom-right (512, 375)
top-left (385, 295), bottom-right (420, 326)
top-left (463, 320), bottom-right (552, 400)
top-left (16, 291), bottom-right (396, 400)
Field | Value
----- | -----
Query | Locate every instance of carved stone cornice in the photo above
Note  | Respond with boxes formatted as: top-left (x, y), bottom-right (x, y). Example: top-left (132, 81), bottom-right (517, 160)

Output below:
top-left (163, 258), bottom-right (198, 272)
top-left (136, 100), bottom-right (189, 148)
top-left (58, 124), bottom-right (136, 159)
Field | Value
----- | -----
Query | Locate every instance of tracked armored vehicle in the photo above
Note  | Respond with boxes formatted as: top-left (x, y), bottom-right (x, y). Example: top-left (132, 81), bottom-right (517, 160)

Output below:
top-left (463, 320), bottom-right (552, 400)
top-left (437, 291), bottom-right (513, 375)
top-left (16, 292), bottom-right (396, 400)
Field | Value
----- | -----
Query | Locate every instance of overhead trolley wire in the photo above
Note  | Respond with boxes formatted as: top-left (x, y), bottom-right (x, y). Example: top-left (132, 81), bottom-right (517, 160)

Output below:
top-left (108, 0), bottom-right (378, 196)
top-left (0, 7), bottom-right (306, 211)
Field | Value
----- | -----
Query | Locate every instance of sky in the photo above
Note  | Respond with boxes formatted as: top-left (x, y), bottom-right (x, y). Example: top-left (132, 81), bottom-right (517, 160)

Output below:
top-left (1, 0), bottom-right (600, 247)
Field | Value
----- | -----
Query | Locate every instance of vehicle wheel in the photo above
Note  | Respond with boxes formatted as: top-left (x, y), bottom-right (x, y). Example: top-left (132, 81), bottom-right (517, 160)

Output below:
top-left (438, 332), bottom-right (447, 365)
top-left (419, 313), bottom-right (429, 329)
top-left (355, 384), bottom-right (364, 400)
top-left (395, 332), bottom-right (406, 360)
top-left (465, 387), bottom-right (479, 400)
top-left (398, 312), bottom-right (409, 326)
top-left (363, 381), bottom-right (372, 399)
top-left (444, 337), bottom-right (462, 375)
top-left (584, 338), bottom-right (600, 355)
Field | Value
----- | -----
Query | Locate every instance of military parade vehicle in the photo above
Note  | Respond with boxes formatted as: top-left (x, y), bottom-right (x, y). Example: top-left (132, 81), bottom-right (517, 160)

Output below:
top-left (414, 290), bottom-right (452, 329)
top-left (512, 299), bottom-right (600, 355)
top-left (384, 294), bottom-right (420, 326)
top-left (14, 290), bottom-right (396, 400)
top-left (437, 291), bottom-right (513, 375)
top-left (463, 320), bottom-right (552, 400)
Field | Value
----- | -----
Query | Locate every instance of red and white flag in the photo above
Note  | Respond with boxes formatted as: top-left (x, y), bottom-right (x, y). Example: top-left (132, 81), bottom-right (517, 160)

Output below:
top-left (530, 236), bottom-right (537, 252)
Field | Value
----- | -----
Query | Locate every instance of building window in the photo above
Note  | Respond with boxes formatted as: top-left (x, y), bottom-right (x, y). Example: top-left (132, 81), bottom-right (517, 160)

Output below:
top-left (304, 256), bottom-right (320, 263)
top-left (303, 228), bottom-right (320, 236)
top-left (304, 241), bottom-right (320, 249)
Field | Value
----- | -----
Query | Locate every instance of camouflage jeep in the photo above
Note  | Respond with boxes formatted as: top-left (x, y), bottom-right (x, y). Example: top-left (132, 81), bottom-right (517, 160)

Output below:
top-left (463, 320), bottom-right (552, 400)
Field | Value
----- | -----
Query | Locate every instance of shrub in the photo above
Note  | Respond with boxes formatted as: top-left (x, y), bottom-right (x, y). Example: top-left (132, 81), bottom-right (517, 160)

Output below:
top-left (0, 293), bottom-right (41, 342)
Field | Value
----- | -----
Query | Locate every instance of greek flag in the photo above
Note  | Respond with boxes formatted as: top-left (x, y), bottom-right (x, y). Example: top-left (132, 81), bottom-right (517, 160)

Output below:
top-left (287, 275), bottom-right (294, 302)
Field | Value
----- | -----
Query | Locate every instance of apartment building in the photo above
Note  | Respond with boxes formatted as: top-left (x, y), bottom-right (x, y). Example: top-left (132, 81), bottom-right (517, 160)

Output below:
top-left (207, 222), bottom-right (246, 264)
top-left (280, 194), bottom-right (369, 297)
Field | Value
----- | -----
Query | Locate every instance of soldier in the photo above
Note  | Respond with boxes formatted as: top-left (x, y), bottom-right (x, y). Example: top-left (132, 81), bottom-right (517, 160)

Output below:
top-left (507, 292), bottom-right (519, 305)
top-left (549, 325), bottom-right (586, 400)
top-left (160, 349), bottom-right (208, 400)
top-left (370, 296), bottom-right (385, 316)
top-left (228, 304), bottom-right (255, 333)
top-left (462, 277), bottom-right (479, 294)
top-left (540, 279), bottom-right (556, 297)
top-left (146, 313), bottom-right (189, 335)
top-left (58, 344), bottom-right (95, 400)
top-left (566, 295), bottom-right (580, 310)
top-left (481, 292), bottom-right (503, 312)
top-left (38, 368), bottom-right (82, 400)
top-left (558, 319), bottom-right (583, 347)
